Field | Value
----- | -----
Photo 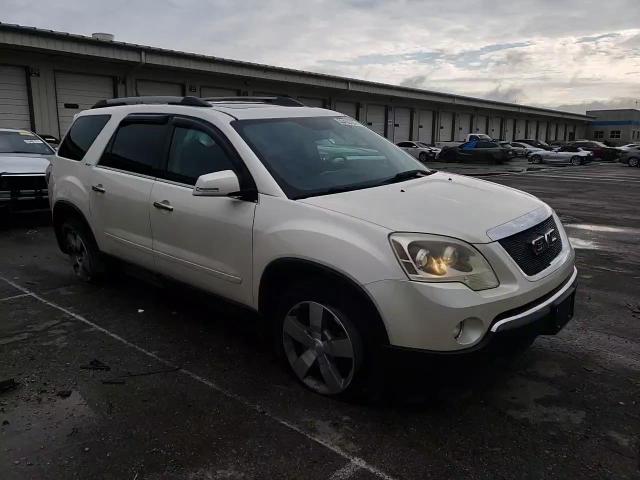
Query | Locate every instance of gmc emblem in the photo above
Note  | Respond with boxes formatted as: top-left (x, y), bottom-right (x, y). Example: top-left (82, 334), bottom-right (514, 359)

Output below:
top-left (531, 228), bottom-right (559, 256)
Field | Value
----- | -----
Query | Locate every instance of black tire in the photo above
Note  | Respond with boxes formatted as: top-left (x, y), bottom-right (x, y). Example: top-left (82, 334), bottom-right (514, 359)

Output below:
top-left (628, 157), bottom-right (639, 168)
top-left (274, 280), bottom-right (381, 400)
top-left (418, 152), bottom-right (428, 163)
top-left (60, 217), bottom-right (105, 282)
top-left (530, 155), bottom-right (542, 164)
top-left (570, 156), bottom-right (582, 166)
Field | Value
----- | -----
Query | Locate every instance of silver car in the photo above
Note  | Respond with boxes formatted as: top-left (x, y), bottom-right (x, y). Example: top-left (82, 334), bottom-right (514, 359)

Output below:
top-left (397, 141), bottom-right (438, 163)
top-left (529, 145), bottom-right (593, 166)
top-left (0, 128), bottom-right (54, 213)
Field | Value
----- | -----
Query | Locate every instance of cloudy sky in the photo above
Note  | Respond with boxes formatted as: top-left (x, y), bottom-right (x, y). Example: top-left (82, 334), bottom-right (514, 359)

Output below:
top-left (4, 0), bottom-right (640, 113)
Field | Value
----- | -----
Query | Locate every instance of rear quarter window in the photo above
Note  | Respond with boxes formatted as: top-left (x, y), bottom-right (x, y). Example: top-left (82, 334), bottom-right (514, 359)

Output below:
top-left (58, 115), bottom-right (111, 161)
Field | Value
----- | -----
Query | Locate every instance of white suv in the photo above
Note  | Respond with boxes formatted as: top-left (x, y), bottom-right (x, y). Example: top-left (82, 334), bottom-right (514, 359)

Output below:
top-left (48, 96), bottom-right (577, 398)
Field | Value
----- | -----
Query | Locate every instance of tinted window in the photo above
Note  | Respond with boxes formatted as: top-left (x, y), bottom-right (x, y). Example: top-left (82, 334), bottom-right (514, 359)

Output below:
top-left (0, 131), bottom-right (54, 155)
top-left (397, 142), bottom-right (412, 147)
top-left (100, 122), bottom-right (166, 175)
top-left (57, 115), bottom-right (110, 161)
top-left (165, 127), bottom-right (234, 185)
top-left (477, 141), bottom-right (498, 148)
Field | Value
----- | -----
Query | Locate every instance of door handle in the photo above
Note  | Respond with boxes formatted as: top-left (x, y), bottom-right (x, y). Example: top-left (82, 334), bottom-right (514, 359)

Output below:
top-left (91, 184), bottom-right (106, 193)
top-left (153, 200), bottom-right (174, 212)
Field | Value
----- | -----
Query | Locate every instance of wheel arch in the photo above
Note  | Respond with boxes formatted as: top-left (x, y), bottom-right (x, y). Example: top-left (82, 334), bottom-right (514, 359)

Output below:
top-left (258, 257), bottom-right (390, 346)
top-left (52, 200), bottom-right (95, 254)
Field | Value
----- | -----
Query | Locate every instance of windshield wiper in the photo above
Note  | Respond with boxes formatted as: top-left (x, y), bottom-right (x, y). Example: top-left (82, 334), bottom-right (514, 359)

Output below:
top-left (379, 169), bottom-right (433, 185)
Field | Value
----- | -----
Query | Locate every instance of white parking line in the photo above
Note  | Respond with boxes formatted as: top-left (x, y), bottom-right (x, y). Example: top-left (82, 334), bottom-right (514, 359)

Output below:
top-left (329, 460), bottom-right (362, 479)
top-left (0, 275), bottom-right (396, 480)
top-left (522, 173), bottom-right (640, 184)
top-left (0, 292), bottom-right (31, 302)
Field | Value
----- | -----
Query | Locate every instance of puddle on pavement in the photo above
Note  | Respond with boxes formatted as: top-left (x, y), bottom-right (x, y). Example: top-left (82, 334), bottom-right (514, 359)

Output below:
top-left (569, 237), bottom-right (599, 250)
top-left (566, 224), bottom-right (640, 235)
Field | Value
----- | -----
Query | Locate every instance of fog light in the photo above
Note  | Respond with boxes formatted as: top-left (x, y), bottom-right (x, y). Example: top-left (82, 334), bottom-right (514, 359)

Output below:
top-left (454, 317), bottom-right (484, 345)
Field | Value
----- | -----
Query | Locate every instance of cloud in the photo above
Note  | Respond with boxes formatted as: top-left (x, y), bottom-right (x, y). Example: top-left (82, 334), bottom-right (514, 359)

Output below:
top-left (1, 0), bottom-right (640, 113)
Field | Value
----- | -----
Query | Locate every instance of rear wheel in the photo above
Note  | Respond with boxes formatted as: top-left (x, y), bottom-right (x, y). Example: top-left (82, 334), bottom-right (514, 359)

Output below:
top-left (530, 155), bottom-right (542, 164)
top-left (61, 217), bottom-right (104, 282)
top-left (418, 152), bottom-right (428, 163)
top-left (628, 157), bottom-right (639, 167)
top-left (570, 156), bottom-right (582, 166)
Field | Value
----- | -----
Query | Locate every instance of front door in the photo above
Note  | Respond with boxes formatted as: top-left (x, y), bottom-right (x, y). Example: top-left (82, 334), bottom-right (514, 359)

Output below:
top-left (89, 115), bottom-right (170, 270)
top-left (149, 117), bottom-right (256, 305)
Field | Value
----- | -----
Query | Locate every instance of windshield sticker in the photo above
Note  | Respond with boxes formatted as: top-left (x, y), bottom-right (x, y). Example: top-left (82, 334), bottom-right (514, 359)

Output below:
top-left (334, 117), bottom-right (363, 127)
top-left (18, 131), bottom-right (34, 136)
top-left (23, 139), bottom-right (44, 144)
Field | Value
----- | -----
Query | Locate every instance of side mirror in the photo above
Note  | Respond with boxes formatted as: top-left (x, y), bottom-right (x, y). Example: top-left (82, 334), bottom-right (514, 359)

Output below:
top-left (193, 170), bottom-right (240, 197)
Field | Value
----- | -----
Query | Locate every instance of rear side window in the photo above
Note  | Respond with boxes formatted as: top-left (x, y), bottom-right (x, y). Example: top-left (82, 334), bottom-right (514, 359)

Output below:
top-left (100, 122), bottom-right (167, 176)
top-left (58, 115), bottom-right (111, 161)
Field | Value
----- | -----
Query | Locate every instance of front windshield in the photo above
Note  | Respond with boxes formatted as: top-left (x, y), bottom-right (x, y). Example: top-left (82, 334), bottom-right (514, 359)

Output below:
top-left (233, 116), bottom-right (430, 199)
top-left (0, 131), bottom-right (54, 155)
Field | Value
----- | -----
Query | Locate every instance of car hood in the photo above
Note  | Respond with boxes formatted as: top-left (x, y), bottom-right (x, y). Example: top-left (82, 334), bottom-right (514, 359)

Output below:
top-left (299, 172), bottom-right (547, 243)
top-left (0, 155), bottom-right (51, 174)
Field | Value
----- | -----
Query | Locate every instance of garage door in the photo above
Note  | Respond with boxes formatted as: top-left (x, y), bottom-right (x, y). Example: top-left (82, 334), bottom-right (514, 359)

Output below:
top-left (537, 121), bottom-right (547, 141)
top-left (417, 110), bottom-right (433, 144)
top-left (299, 97), bottom-right (325, 108)
top-left (200, 86), bottom-right (239, 98)
top-left (456, 113), bottom-right (471, 141)
top-left (439, 111), bottom-right (454, 142)
top-left (55, 72), bottom-right (115, 136)
top-left (515, 119), bottom-right (527, 139)
top-left (547, 123), bottom-right (557, 140)
top-left (475, 115), bottom-right (488, 134)
top-left (0, 65), bottom-right (31, 130)
top-left (334, 101), bottom-right (358, 119)
top-left (489, 117), bottom-right (502, 139)
top-left (365, 105), bottom-right (386, 136)
top-left (392, 107), bottom-right (411, 142)
top-left (136, 80), bottom-right (183, 96)
top-left (503, 119), bottom-right (515, 142)
top-left (557, 123), bottom-right (566, 141)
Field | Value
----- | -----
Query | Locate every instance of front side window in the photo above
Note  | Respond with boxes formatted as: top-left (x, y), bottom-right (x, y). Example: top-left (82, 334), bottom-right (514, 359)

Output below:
top-left (0, 130), bottom-right (55, 156)
top-left (58, 115), bottom-right (110, 161)
top-left (100, 122), bottom-right (167, 176)
top-left (233, 116), bottom-right (428, 199)
top-left (165, 127), bottom-right (234, 185)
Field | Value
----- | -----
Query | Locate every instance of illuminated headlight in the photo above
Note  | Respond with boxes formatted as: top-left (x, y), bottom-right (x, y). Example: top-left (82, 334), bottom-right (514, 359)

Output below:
top-left (390, 233), bottom-right (499, 291)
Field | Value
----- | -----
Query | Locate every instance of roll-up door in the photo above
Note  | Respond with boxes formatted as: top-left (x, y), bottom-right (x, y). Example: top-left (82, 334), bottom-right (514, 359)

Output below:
top-left (439, 111), bottom-right (454, 142)
top-left (200, 86), bottom-right (239, 98)
top-left (365, 104), bottom-right (386, 136)
top-left (489, 117), bottom-right (502, 139)
top-left (503, 119), bottom-right (515, 141)
top-left (515, 119), bottom-right (527, 139)
top-left (475, 115), bottom-right (488, 133)
top-left (537, 121), bottom-right (547, 141)
top-left (567, 124), bottom-right (576, 141)
top-left (526, 121), bottom-right (537, 139)
top-left (299, 97), bottom-right (325, 108)
top-left (136, 80), bottom-right (183, 96)
top-left (548, 123), bottom-right (557, 140)
top-left (456, 113), bottom-right (471, 141)
top-left (0, 65), bottom-right (31, 130)
top-left (334, 101), bottom-right (358, 119)
top-left (417, 110), bottom-right (433, 144)
top-left (392, 107), bottom-right (411, 142)
top-left (575, 124), bottom-right (586, 139)
top-left (558, 123), bottom-right (566, 141)
top-left (55, 72), bottom-right (115, 136)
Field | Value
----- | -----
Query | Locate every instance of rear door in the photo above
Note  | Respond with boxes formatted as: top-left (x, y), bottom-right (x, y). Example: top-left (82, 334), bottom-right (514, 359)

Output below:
top-left (149, 116), bottom-right (256, 305)
top-left (89, 114), bottom-right (170, 270)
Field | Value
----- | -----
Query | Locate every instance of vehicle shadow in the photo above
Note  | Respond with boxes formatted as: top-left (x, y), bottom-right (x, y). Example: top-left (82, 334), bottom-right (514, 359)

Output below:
top-left (0, 210), bottom-right (52, 231)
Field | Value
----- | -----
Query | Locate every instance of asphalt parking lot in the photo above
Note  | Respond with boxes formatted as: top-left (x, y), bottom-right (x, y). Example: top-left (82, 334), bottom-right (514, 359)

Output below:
top-left (1, 162), bottom-right (639, 480)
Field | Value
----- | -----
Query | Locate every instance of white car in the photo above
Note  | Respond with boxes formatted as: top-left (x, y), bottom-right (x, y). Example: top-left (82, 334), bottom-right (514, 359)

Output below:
top-left (0, 128), bottom-right (54, 213)
top-left (510, 142), bottom-right (545, 157)
top-left (396, 141), bottom-right (438, 162)
top-left (48, 96), bottom-right (577, 398)
top-left (529, 146), bottom-right (593, 166)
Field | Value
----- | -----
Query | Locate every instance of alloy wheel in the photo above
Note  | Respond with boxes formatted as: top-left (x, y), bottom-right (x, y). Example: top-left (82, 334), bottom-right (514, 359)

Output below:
top-left (65, 228), bottom-right (91, 281)
top-left (629, 157), bottom-right (639, 167)
top-left (282, 301), bottom-right (356, 395)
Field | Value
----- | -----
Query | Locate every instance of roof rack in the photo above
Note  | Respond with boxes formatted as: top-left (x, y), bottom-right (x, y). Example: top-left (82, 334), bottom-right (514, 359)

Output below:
top-left (91, 96), bottom-right (211, 109)
top-left (203, 96), bottom-right (304, 107)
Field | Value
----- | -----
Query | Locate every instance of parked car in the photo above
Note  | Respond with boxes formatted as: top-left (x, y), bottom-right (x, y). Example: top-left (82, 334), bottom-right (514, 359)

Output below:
top-left (616, 143), bottom-right (640, 153)
top-left (497, 142), bottom-right (518, 159)
top-left (548, 140), bottom-right (569, 148)
top-left (619, 146), bottom-right (640, 167)
top-left (37, 133), bottom-right (61, 150)
top-left (529, 145), bottom-right (593, 166)
top-left (513, 139), bottom-right (553, 151)
top-left (48, 96), bottom-right (577, 398)
top-left (510, 142), bottom-right (545, 157)
top-left (0, 128), bottom-right (54, 213)
top-left (396, 141), bottom-right (438, 162)
top-left (569, 141), bottom-right (619, 161)
top-left (438, 140), bottom-right (512, 164)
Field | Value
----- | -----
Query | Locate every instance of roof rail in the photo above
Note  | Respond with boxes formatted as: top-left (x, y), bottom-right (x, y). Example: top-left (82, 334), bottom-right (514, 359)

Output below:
top-left (203, 96), bottom-right (305, 107)
top-left (91, 96), bottom-right (211, 109)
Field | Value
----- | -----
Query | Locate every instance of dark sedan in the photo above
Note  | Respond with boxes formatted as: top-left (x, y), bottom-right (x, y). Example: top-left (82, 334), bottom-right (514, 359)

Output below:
top-left (570, 141), bottom-right (619, 161)
top-left (438, 140), bottom-right (511, 164)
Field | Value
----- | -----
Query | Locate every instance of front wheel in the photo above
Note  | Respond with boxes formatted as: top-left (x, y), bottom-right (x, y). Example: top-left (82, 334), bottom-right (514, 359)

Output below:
top-left (530, 155), bottom-right (542, 164)
top-left (61, 218), bottom-right (104, 282)
top-left (418, 152), bottom-right (428, 163)
top-left (570, 156), bottom-right (582, 166)
top-left (628, 157), bottom-right (639, 167)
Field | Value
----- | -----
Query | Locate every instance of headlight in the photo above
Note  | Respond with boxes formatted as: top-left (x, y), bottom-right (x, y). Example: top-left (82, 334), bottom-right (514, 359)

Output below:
top-left (390, 233), bottom-right (499, 291)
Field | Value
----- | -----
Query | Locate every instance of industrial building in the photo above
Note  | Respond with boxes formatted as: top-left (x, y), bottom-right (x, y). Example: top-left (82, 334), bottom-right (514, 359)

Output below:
top-left (0, 23), bottom-right (591, 144)
top-left (586, 109), bottom-right (640, 146)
